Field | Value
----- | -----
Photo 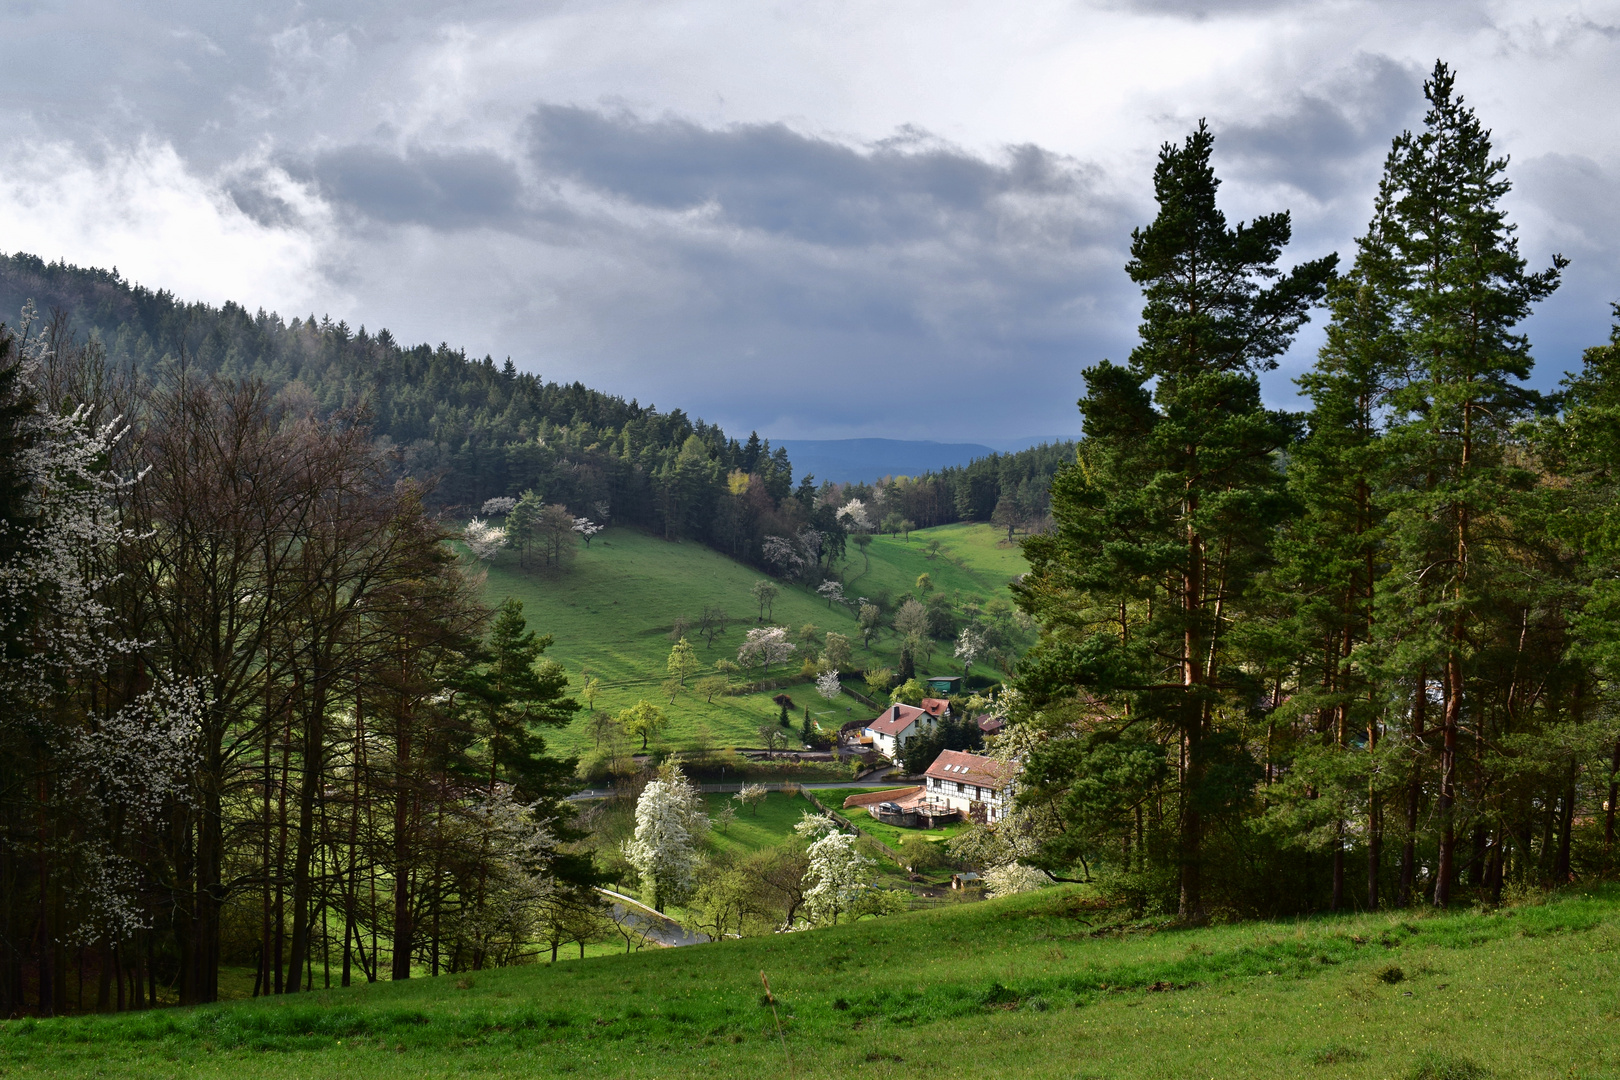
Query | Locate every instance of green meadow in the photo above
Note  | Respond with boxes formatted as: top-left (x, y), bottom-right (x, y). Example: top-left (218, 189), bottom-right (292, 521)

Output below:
top-left (12, 885), bottom-right (1617, 1079)
top-left (474, 523), bottom-right (1029, 755)
top-left (702, 790), bottom-right (812, 859)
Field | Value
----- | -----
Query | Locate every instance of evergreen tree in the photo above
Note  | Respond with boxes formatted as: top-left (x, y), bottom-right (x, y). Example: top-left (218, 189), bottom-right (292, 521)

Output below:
top-left (466, 598), bottom-right (580, 800)
top-left (1018, 122), bottom-right (1334, 917)
top-left (1369, 62), bottom-right (1564, 905)
top-left (1264, 237), bottom-right (1405, 910)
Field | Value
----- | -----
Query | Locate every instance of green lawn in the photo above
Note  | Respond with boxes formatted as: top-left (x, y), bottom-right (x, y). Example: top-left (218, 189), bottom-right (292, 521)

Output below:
top-left (703, 790), bottom-right (816, 859)
top-left (474, 523), bottom-right (1028, 755)
top-left (14, 886), bottom-right (1619, 1079)
top-left (851, 810), bottom-right (971, 851)
top-left (847, 522), bottom-right (1030, 606)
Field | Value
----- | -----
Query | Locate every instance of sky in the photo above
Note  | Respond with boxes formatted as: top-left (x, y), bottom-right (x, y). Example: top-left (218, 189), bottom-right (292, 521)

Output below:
top-left (0, 1), bottom-right (1616, 441)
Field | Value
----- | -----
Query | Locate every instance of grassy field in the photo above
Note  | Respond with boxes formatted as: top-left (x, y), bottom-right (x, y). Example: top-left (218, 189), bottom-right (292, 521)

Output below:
top-left (702, 790), bottom-right (816, 860)
top-left (475, 523), bottom-right (1028, 755)
top-left (846, 522), bottom-right (1030, 605)
top-left (851, 809), bottom-right (971, 852)
top-left (12, 885), bottom-right (1618, 1079)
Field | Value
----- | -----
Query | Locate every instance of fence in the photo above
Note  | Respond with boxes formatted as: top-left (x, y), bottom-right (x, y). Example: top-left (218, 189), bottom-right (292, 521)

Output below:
top-left (801, 789), bottom-right (904, 863)
top-left (840, 684), bottom-right (879, 709)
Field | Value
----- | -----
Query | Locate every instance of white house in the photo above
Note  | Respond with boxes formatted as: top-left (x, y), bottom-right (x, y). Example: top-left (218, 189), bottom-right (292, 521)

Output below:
top-left (922, 749), bottom-right (1016, 823)
top-left (863, 701), bottom-right (945, 760)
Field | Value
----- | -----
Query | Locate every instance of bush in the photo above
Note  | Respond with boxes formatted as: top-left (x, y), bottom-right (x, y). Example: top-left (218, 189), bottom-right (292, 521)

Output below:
top-left (898, 835), bottom-right (953, 872)
top-left (575, 749), bottom-right (613, 783)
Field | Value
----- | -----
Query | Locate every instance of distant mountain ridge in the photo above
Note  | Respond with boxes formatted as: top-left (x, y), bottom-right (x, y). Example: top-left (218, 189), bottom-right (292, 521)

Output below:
top-left (772, 436), bottom-right (1076, 485)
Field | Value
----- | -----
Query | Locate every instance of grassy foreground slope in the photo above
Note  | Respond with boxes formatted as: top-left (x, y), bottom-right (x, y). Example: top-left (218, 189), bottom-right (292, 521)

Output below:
top-left (478, 523), bottom-right (1028, 754)
top-left (12, 886), bottom-right (1617, 1079)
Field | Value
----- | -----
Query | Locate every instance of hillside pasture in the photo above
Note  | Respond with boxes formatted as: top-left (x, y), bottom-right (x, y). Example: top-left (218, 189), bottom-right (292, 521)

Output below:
top-left (11, 885), bottom-right (1618, 1079)
top-left (474, 523), bottom-right (1028, 755)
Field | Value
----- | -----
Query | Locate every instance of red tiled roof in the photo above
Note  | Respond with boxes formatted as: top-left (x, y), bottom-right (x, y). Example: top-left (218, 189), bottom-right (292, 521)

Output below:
top-left (867, 703), bottom-right (931, 736)
top-left (924, 749), bottom-right (1014, 791)
top-left (920, 698), bottom-right (950, 716)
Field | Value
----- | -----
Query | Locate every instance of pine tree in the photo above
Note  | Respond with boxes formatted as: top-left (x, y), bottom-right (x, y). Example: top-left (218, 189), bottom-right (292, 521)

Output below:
top-left (1267, 236), bottom-right (1405, 910)
top-left (467, 598), bottom-right (580, 799)
top-left (1369, 62), bottom-right (1565, 906)
top-left (1546, 304), bottom-right (1620, 864)
top-left (1018, 122), bottom-right (1335, 917)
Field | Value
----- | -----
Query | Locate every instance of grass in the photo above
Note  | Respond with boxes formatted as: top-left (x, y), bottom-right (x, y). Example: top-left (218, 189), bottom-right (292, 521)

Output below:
top-left (13, 885), bottom-right (1620, 1078)
top-left (851, 810), bottom-right (971, 852)
top-left (475, 523), bottom-right (1028, 755)
top-left (702, 790), bottom-right (816, 859)
top-left (846, 522), bottom-right (1030, 606)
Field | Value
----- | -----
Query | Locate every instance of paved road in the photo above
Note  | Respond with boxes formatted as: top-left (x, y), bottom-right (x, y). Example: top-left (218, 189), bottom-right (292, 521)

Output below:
top-left (598, 888), bottom-right (707, 948)
top-left (568, 773), bottom-right (907, 802)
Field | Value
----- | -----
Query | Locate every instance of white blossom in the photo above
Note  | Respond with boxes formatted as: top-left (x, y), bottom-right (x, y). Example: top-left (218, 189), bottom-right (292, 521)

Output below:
top-left (983, 862), bottom-right (1052, 898)
top-left (954, 625), bottom-right (987, 671)
top-left (481, 496), bottom-right (518, 516)
top-left (816, 669), bottom-right (842, 701)
top-left (816, 580), bottom-right (847, 607)
top-left (760, 534), bottom-right (804, 575)
top-left (737, 625), bottom-right (795, 674)
top-left (462, 516), bottom-right (508, 559)
top-left (572, 516), bottom-right (602, 539)
top-left (837, 499), bottom-right (871, 532)
top-left (622, 764), bottom-right (708, 911)
top-left (733, 782), bottom-right (769, 814)
top-left (72, 679), bottom-right (208, 822)
top-left (0, 395), bottom-right (145, 694)
top-left (802, 830), bottom-right (874, 925)
top-left (793, 810), bottom-right (841, 842)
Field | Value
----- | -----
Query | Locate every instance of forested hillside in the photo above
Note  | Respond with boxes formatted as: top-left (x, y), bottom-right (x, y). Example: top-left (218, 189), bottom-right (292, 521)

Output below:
top-left (0, 253), bottom-right (1064, 570)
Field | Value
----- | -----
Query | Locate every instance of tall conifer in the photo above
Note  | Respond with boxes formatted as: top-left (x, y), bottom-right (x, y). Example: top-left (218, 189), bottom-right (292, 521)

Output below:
top-left (1368, 63), bottom-right (1564, 905)
top-left (1019, 123), bottom-right (1334, 917)
top-left (1269, 247), bottom-right (1402, 910)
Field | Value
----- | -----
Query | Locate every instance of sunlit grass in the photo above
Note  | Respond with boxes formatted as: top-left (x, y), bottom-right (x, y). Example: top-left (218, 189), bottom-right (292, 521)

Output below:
top-left (478, 524), bottom-right (1027, 754)
top-left (12, 885), bottom-right (1618, 1079)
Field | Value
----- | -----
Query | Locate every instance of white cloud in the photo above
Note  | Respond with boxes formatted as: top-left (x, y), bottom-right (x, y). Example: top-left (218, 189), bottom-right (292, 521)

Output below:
top-left (0, 136), bottom-right (337, 317)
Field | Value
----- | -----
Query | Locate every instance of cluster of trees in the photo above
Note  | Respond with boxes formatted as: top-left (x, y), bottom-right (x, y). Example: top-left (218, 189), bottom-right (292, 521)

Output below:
top-left (1011, 64), bottom-right (1620, 917)
top-left (828, 443), bottom-right (1074, 537)
top-left (899, 712), bottom-right (986, 775)
top-left (0, 329), bottom-right (598, 1014)
top-left (609, 762), bottom-right (904, 933)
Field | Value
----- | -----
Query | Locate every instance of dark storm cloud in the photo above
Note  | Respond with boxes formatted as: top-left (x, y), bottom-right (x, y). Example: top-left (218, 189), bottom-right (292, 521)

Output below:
top-left (1511, 152), bottom-right (1620, 370)
top-left (1216, 55), bottom-right (1421, 202)
top-left (527, 106), bottom-right (1089, 247)
top-left (305, 146), bottom-right (525, 229)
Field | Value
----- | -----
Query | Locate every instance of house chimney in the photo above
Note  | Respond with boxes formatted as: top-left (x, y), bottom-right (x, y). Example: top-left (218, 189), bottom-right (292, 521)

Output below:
top-left (892, 704), bottom-right (900, 720)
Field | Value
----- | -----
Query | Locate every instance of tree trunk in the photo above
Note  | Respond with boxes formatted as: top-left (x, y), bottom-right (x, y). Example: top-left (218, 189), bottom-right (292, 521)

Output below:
top-left (391, 717), bottom-right (415, 981)
top-left (286, 670), bottom-right (327, 993)
top-left (1434, 652), bottom-right (1461, 907)
top-left (1554, 757), bottom-right (1576, 883)
top-left (1178, 515), bottom-right (1204, 920)
top-left (1367, 699), bottom-right (1381, 911)
top-left (1606, 739), bottom-right (1620, 865)
top-left (1399, 668), bottom-right (1427, 907)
